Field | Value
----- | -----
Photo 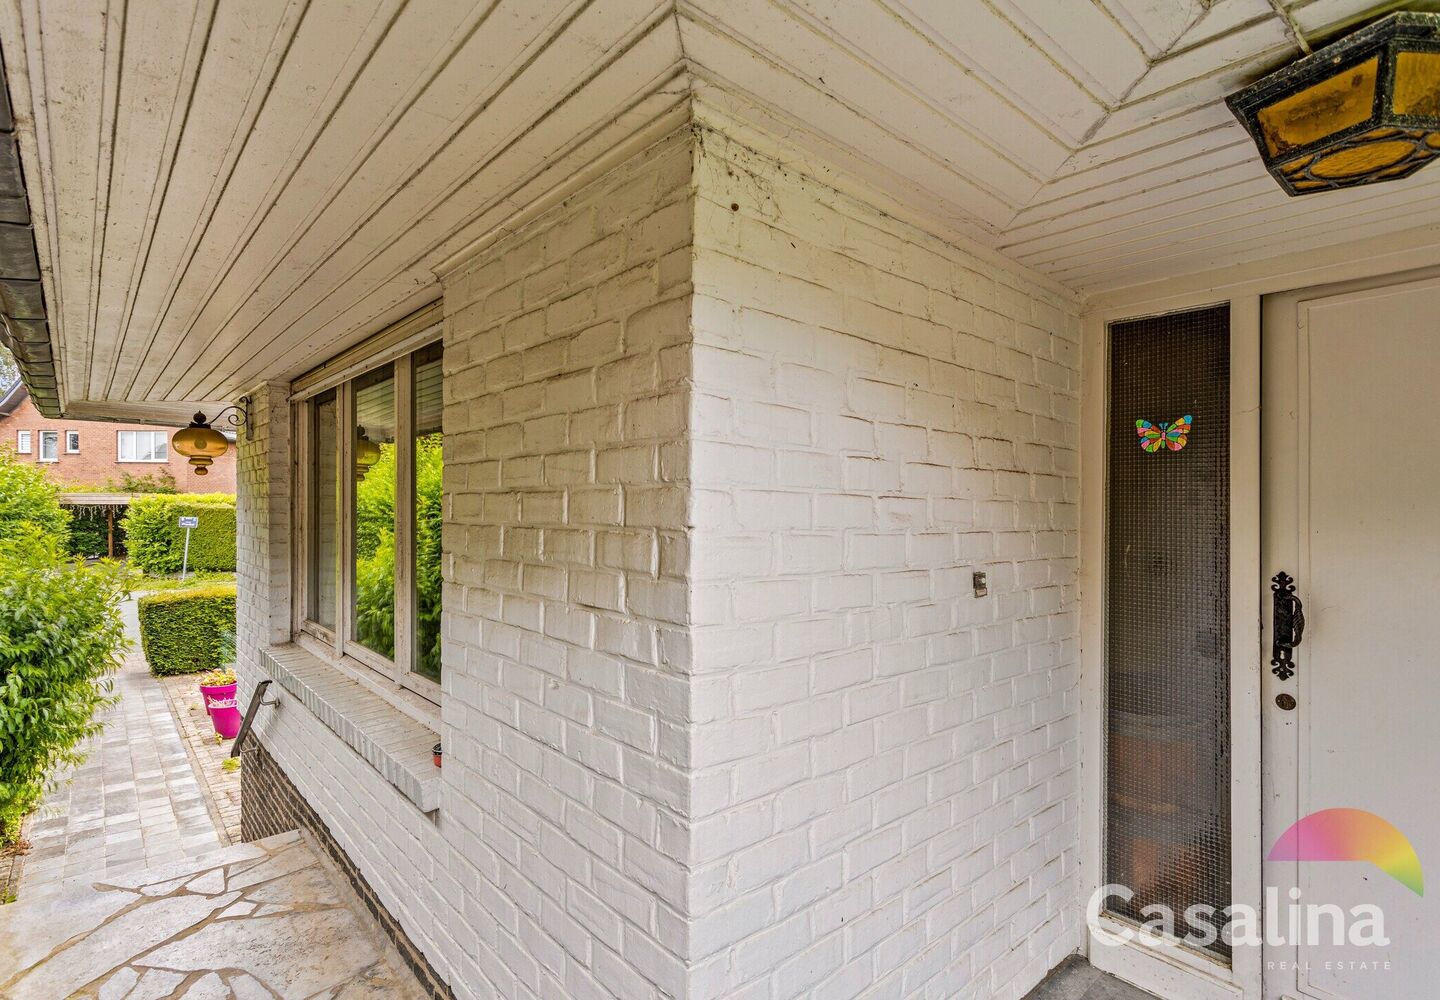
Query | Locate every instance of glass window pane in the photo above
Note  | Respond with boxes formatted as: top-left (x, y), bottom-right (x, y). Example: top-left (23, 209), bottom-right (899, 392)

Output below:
top-left (310, 391), bottom-right (339, 629)
top-left (413, 344), bottom-right (443, 683)
top-left (152, 432), bottom-right (168, 461)
top-left (40, 431), bottom-right (57, 461)
top-left (352, 364), bottom-right (396, 661)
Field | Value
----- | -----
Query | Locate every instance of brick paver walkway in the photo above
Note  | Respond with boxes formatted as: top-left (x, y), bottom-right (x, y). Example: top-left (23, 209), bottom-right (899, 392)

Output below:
top-left (157, 673), bottom-right (242, 843)
top-left (16, 601), bottom-right (223, 894)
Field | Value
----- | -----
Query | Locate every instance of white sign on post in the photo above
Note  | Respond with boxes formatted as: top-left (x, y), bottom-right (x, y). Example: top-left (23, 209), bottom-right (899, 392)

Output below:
top-left (178, 516), bottom-right (199, 580)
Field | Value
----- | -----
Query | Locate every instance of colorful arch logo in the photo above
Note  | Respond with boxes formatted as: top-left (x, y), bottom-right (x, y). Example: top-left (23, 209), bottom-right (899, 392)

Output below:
top-left (1269, 808), bottom-right (1424, 896)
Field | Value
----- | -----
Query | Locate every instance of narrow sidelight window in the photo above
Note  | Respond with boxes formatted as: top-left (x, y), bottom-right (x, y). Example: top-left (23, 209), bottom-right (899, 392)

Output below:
top-left (1105, 305), bottom-right (1231, 959)
top-left (38, 430), bottom-right (58, 462)
top-left (16, 430), bottom-right (30, 454)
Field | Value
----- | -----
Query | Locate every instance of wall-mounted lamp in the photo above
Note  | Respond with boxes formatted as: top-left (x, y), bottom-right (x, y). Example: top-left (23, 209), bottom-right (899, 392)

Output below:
top-left (1227, 12), bottom-right (1440, 196)
top-left (171, 397), bottom-right (250, 476)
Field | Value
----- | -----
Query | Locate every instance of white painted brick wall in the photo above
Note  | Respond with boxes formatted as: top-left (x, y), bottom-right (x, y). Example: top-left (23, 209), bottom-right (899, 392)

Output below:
top-left (236, 109), bottom-right (1084, 1000)
top-left (683, 115), bottom-right (1084, 1000)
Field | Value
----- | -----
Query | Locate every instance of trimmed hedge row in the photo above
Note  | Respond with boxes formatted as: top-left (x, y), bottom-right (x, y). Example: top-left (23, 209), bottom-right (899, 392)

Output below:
top-left (137, 584), bottom-right (237, 676)
top-left (123, 494), bottom-right (236, 575)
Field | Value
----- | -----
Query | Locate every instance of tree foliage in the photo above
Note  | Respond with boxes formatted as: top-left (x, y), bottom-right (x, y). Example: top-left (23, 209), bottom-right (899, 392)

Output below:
top-left (0, 446), bottom-right (70, 544)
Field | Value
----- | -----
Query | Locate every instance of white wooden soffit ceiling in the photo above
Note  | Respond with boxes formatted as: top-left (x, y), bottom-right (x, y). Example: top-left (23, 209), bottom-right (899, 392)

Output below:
top-left (2, 0), bottom-right (1437, 414)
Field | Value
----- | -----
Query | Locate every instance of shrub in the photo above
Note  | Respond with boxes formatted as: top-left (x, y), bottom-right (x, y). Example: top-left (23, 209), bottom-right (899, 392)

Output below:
top-left (137, 584), bottom-right (237, 676)
top-left (123, 494), bottom-right (236, 575)
top-left (0, 448), bottom-right (69, 545)
top-left (0, 530), bottom-right (131, 843)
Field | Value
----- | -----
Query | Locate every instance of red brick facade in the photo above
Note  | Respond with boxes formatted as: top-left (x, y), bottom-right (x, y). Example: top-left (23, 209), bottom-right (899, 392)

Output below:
top-left (0, 393), bottom-right (236, 492)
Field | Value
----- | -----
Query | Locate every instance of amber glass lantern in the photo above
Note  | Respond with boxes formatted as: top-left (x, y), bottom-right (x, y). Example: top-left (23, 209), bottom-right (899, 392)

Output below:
top-left (172, 413), bottom-right (230, 476)
top-left (1227, 12), bottom-right (1440, 196)
top-left (171, 399), bottom-right (247, 475)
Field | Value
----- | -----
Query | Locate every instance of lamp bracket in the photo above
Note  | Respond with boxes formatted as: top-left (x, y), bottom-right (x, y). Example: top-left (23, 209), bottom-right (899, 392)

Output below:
top-left (205, 396), bottom-right (252, 429)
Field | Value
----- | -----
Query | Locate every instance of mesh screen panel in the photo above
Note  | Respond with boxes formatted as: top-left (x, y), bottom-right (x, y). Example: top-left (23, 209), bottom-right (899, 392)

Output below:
top-left (1105, 305), bottom-right (1231, 960)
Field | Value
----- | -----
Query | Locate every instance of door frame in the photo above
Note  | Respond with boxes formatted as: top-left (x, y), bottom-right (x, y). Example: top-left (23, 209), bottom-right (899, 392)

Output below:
top-left (1079, 228), bottom-right (1440, 1000)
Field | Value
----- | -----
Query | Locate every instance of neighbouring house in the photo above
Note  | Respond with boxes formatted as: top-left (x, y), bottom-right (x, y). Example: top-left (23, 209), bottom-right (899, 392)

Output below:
top-left (0, 380), bottom-right (236, 492)
top-left (2, 4), bottom-right (1438, 1000)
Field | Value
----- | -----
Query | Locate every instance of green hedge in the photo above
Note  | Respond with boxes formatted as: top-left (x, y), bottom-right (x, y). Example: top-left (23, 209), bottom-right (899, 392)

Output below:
top-left (137, 584), bottom-right (237, 676)
top-left (123, 494), bottom-right (236, 575)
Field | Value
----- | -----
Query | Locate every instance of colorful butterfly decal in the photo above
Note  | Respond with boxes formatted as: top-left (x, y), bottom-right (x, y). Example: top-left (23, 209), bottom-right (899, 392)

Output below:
top-left (1135, 415), bottom-right (1192, 453)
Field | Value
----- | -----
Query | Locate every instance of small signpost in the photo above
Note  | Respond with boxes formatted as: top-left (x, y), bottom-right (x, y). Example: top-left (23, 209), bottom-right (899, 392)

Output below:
top-left (178, 515), bottom-right (199, 580)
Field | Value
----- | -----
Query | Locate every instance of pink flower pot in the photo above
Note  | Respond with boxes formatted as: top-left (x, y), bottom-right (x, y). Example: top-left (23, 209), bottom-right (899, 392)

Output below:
top-left (200, 681), bottom-right (242, 740)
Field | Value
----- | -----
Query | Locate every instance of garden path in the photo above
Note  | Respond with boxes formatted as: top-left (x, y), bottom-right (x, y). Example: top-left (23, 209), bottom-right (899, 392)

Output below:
top-left (16, 599), bottom-right (222, 894)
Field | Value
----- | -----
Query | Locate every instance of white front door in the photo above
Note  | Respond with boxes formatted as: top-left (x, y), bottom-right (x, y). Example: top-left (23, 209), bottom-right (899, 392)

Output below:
top-left (1261, 275), bottom-right (1440, 1000)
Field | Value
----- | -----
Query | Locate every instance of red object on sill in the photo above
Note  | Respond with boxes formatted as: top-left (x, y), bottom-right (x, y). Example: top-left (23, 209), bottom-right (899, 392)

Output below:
top-left (433, 743), bottom-right (442, 768)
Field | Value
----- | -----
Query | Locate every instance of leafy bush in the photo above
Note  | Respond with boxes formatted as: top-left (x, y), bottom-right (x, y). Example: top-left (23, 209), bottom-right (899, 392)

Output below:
top-left (123, 494), bottom-right (236, 575)
top-left (0, 530), bottom-right (131, 843)
top-left (0, 447), bottom-right (69, 545)
top-left (136, 584), bottom-right (237, 676)
top-left (108, 469), bottom-right (177, 494)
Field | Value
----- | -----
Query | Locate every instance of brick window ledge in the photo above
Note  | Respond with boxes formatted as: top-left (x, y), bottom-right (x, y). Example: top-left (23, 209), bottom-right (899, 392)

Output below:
top-left (260, 644), bottom-right (441, 814)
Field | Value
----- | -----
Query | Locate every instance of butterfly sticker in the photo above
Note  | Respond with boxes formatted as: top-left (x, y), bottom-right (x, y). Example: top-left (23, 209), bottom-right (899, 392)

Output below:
top-left (1135, 415), bottom-right (1192, 453)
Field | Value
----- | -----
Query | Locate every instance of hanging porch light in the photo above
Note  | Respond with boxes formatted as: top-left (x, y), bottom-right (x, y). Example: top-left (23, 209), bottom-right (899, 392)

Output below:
top-left (171, 398), bottom-right (249, 475)
top-left (1227, 12), bottom-right (1440, 196)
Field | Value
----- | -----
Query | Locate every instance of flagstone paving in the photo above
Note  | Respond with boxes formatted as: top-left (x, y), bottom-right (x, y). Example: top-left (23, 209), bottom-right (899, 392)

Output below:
top-left (0, 830), bottom-right (426, 999)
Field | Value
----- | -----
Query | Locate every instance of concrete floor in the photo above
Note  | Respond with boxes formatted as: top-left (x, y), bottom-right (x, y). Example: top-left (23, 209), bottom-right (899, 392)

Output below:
top-left (1023, 955), bottom-right (1162, 1000)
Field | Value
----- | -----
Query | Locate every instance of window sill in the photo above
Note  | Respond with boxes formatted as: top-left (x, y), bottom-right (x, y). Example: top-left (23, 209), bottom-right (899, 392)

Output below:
top-left (260, 644), bottom-right (440, 814)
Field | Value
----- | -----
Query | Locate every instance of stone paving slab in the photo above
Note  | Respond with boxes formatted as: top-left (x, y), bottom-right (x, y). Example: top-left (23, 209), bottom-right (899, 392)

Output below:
top-left (0, 830), bottom-right (427, 999)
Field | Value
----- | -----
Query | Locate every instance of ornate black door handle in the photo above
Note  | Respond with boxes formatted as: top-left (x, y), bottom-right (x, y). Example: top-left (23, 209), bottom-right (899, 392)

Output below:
top-left (1271, 572), bottom-right (1305, 680)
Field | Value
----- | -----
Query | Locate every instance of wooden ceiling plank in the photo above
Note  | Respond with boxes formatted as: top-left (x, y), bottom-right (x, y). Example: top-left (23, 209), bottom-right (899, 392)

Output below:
top-left (1010, 133), bottom-right (1255, 229)
top-left (105, 0), bottom-right (305, 401)
top-left (166, 0), bottom-right (677, 400)
top-left (33, 0), bottom-right (113, 404)
top-left (90, 0), bottom-right (213, 401)
top-left (681, 2), bottom-right (1051, 201)
top-left (126, 0), bottom-right (433, 401)
top-left (1065, 192), bottom-right (1440, 292)
top-left (994, 0), bottom-right (1151, 105)
top-left (777, 0), bottom-right (1076, 175)
top-left (196, 57), bottom-right (691, 399)
top-left (884, 0), bottom-right (1109, 147)
top-left (1051, 173), bottom-right (1440, 286)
